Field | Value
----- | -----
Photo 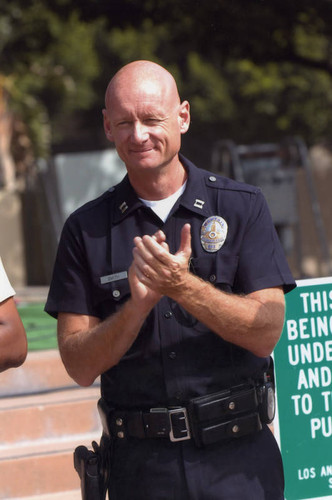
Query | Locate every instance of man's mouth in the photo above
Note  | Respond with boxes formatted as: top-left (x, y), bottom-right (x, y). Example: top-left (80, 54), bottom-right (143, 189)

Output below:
top-left (130, 147), bottom-right (154, 153)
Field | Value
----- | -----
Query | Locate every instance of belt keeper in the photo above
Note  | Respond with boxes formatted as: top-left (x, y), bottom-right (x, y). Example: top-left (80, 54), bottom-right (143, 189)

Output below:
top-left (143, 408), bottom-right (170, 438)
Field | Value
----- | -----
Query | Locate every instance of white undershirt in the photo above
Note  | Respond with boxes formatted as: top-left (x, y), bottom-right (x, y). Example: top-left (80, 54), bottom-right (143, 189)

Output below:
top-left (139, 181), bottom-right (187, 222)
top-left (0, 257), bottom-right (15, 303)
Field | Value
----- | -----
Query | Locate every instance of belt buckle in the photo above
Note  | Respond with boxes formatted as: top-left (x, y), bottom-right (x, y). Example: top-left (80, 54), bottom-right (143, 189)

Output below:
top-left (169, 408), bottom-right (191, 442)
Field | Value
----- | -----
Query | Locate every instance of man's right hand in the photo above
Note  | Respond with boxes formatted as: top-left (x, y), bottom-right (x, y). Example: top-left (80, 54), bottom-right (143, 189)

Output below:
top-left (128, 261), bottom-right (162, 312)
top-left (128, 230), bottom-right (168, 312)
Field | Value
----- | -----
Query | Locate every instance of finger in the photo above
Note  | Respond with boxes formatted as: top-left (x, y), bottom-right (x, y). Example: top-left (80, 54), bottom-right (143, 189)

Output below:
top-left (152, 231), bottom-right (169, 252)
top-left (140, 235), bottom-right (171, 265)
top-left (160, 241), bottom-right (169, 251)
top-left (129, 261), bottom-right (149, 289)
top-left (176, 224), bottom-right (192, 259)
top-left (132, 247), bottom-right (153, 280)
top-left (133, 236), bottom-right (156, 264)
top-left (152, 230), bottom-right (166, 244)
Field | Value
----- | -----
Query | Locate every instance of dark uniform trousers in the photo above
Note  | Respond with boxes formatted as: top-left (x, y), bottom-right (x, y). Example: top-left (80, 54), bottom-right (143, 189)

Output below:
top-left (109, 425), bottom-right (284, 500)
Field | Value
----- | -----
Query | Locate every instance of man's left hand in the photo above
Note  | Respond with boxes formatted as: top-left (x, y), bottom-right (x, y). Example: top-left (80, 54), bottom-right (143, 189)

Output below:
top-left (132, 223), bottom-right (192, 297)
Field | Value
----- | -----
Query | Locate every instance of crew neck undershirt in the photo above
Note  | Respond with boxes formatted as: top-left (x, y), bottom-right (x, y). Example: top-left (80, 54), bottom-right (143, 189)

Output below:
top-left (139, 181), bottom-right (187, 222)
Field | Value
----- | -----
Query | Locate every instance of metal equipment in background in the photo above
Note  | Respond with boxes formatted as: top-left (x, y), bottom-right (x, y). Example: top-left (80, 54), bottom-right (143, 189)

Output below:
top-left (21, 149), bottom-right (127, 285)
top-left (211, 137), bottom-right (332, 278)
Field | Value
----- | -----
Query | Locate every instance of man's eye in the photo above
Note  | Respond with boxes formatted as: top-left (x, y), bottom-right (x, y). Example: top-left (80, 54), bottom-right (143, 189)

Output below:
top-left (146, 119), bottom-right (161, 126)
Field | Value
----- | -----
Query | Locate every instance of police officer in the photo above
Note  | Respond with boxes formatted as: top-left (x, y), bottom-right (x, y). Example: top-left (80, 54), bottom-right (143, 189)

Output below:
top-left (45, 60), bottom-right (296, 499)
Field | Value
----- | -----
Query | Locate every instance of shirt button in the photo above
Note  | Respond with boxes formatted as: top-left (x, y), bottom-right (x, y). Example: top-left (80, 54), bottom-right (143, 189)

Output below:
top-left (164, 311), bottom-right (173, 319)
top-left (210, 274), bottom-right (216, 283)
top-left (113, 290), bottom-right (120, 298)
top-left (175, 391), bottom-right (183, 400)
top-left (209, 176), bottom-right (217, 182)
top-left (169, 351), bottom-right (177, 360)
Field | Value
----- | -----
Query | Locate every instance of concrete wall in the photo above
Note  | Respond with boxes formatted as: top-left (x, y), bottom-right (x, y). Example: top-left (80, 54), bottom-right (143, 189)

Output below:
top-left (292, 146), bottom-right (332, 278)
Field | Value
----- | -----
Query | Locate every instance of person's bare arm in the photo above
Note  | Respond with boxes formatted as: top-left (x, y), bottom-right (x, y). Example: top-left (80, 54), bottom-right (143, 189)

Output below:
top-left (57, 261), bottom-right (162, 386)
top-left (0, 297), bottom-right (27, 372)
top-left (132, 224), bottom-right (285, 357)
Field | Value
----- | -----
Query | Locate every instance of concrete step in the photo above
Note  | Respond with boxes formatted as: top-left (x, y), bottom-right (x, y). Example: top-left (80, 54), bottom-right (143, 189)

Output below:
top-left (13, 491), bottom-right (81, 500)
top-left (0, 434), bottom-right (98, 499)
top-left (0, 387), bottom-right (102, 498)
top-left (0, 350), bottom-right (76, 397)
top-left (0, 386), bottom-right (101, 448)
top-left (0, 349), bottom-right (103, 498)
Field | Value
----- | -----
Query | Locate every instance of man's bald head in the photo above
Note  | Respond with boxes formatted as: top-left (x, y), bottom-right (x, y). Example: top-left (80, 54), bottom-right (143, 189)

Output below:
top-left (102, 60), bottom-right (190, 193)
top-left (104, 60), bottom-right (181, 111)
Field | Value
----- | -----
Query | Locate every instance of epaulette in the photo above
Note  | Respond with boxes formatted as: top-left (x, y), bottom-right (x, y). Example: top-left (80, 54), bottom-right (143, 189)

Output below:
top-left (204, 172), bottom-right (261, 195)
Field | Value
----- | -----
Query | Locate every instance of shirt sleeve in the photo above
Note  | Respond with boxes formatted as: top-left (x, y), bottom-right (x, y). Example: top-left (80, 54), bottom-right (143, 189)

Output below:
top-left (0, 258), bottom-right (15, 303)
top-left (233, 189), bottom-right (296, 295)
top-left (45, 216), bottom-right (96, 318)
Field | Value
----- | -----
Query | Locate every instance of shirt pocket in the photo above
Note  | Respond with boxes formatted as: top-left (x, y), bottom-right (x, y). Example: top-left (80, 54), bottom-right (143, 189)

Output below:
top-left (190, 253), bottom-right (238, 290)
top-left (92, 274), bottom-right (131, 309)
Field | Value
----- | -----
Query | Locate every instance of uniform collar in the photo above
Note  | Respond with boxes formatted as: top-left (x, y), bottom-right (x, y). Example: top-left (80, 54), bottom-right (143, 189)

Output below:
top-left (112, 154), bottom-right (212, 223)
top-left (112, 175), bottom-right (144, 224)
top-left (177, 154), bottom-right (212, 217)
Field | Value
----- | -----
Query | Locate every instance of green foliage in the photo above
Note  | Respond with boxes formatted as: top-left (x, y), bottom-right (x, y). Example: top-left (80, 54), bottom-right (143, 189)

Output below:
top-left (1, 0), bottom-right (332, 164)
top-left (221, 57), bottom-right (332, 143)
top-left (186, 53), bottom-right (234, 123)
top-left (106, 19), bottom-right (167, 64)
top-left (1, 1), bottom-right (101, 158)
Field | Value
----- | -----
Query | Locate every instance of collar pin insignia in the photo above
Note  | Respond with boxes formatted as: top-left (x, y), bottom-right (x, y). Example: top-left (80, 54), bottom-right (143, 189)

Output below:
top-left (119, 201), bottom-right (128, 213)
top-left (194, 199), bottom-right (205, 209)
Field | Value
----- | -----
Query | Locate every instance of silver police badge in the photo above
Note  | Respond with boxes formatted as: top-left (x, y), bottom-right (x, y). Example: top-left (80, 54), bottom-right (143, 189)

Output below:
top-left (200, 216), bottom-right (228, 253)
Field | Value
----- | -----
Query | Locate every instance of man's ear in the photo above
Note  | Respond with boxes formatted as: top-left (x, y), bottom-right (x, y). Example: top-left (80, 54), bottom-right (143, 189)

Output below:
top-left (102, 109), bottom-right (114, 142)
top-left (179, 101), bottom-right (190, 134)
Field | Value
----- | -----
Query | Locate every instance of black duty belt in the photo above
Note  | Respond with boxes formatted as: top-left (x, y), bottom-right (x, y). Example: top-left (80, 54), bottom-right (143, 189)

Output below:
top-left (98, 382), bottom-right (275, 448)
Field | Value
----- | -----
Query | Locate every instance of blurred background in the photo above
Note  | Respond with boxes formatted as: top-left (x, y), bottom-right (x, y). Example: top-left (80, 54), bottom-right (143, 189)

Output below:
top-left (2, 2), bottom-right (332, 497)
top-left (1, 0), bottom-right (332, 288)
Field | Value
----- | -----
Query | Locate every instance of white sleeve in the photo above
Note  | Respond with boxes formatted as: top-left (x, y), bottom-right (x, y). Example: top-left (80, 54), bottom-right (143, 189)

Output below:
top-left (0, 258), bottom-right (15, 303)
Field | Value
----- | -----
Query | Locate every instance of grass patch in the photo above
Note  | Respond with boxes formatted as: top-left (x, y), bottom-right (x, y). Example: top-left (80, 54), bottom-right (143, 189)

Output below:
top-left (17, 302), bottom-right (57, 351)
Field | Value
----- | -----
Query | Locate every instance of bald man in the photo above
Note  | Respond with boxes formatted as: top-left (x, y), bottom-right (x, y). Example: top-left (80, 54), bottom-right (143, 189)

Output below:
top-left (46, 61), bottom-right (295, 499)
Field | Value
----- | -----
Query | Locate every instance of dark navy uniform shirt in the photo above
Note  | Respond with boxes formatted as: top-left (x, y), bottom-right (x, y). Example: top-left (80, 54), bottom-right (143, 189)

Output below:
top-left (45, 155), bottom-right (296, 411)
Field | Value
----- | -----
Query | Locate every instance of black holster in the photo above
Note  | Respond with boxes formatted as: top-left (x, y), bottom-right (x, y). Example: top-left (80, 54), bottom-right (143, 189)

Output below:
top-left (74, 445), bottom-right (102, 499)
top-left (74, 430), bottom-right (112, 499)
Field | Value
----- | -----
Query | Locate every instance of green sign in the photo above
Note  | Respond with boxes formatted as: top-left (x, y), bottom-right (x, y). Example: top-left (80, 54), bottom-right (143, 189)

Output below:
top-left (274, 277), bottom-right (332, 500)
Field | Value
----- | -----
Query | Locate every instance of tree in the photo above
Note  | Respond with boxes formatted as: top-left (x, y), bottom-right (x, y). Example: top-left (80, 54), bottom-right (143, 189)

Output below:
top-left (2, 0), bottom-right (332, 172)
top-left (90, 0), bottom-right (332, 163)
top-left (0, 0), bottom-right (101, 184)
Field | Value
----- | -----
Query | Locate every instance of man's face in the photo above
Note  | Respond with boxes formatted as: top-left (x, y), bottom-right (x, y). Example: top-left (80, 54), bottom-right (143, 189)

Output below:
top-left (103, 78), bottom-right (189, 174)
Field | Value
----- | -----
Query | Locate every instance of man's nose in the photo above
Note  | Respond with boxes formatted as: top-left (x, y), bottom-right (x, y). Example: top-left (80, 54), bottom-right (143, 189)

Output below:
top-left (131, 122), bottom-right (149, 142)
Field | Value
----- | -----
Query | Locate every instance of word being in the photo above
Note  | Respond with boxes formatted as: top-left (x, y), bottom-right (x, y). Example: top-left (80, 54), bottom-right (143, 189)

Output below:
top-left (287, 317), bottom-right (332, 342)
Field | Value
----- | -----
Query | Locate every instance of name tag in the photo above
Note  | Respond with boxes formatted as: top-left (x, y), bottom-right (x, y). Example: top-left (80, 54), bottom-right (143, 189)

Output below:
top-left (100, 271), bottom-right (128, 284)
